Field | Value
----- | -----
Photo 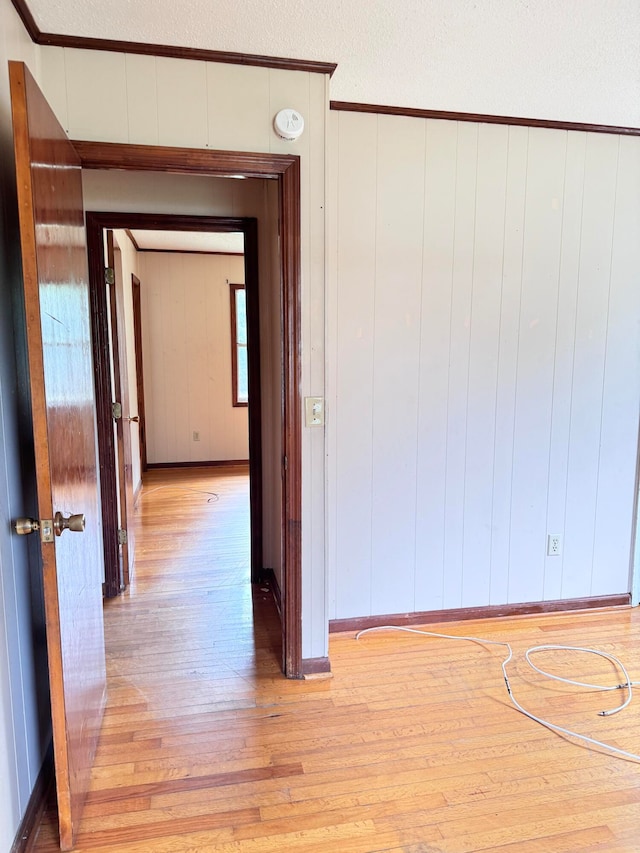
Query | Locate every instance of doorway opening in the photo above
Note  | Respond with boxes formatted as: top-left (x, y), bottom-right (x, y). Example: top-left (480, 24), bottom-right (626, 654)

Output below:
top-left (77, 143), bottom-right (303, 679)
top-left (87, 214), bottom-right (263, 593)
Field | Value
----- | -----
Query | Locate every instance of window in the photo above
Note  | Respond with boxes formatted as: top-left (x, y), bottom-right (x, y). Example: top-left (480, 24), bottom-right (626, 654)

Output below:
top-left (230, 284), bottom-right (248, 406)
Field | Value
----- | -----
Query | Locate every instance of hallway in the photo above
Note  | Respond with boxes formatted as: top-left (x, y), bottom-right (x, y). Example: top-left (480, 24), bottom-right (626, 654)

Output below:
top-left (32, 465), bottom-right (292, 850)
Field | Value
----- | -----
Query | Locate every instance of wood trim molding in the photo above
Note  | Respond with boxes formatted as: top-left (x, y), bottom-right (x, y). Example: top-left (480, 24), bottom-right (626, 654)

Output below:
top-left (135, 249), bottom-right (244, 257)
top-left (229, 283), bottom-right (247, 407)
top-left (258, 568), bottom-right (282, 619)
top-left (130, 274), bottom-right (147, 473)
top-left (301, 657), bottom-right (331, 677)
top-left (10, 0), bottom-right (38, 38)
top-left (73, 140), bottom-right (298, 178)
top-left (85, 218), bottom-right (121, 599)
top-left (86, 210), bottom-right (264, 586)
top-left (124, 229), bottom-right (139, 251)
top-left (280, 157), bottom-right (303, 679)
top-left (75, 150), bottom-right (303, 679)
top-left (329, 594), bottom-right (632, 634)
top-left (11, 743), bottom-right (53, 853)
top-left (11, 0), bottom-right (337, 76)
top-left (146, 460), bottom-right (250, 469)
top-left (330, 100), bottom-right (640, 138)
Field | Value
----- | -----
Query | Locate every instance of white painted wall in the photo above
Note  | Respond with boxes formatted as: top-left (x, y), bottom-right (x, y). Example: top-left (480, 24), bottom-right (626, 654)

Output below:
top-left (0, 3), bottom-right (49, 850)
top-left (327, 110), bottom-right (640, 619)
top-left (138, 251), bottom-right (248, 465)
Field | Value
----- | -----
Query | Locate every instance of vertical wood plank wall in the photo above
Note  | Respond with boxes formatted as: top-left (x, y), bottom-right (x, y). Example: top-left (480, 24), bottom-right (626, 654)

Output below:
top-left (328, 110), bottom-right (640, 620)
top-left (36, 43), bottom-right (640, 637)
top-left (138, 251), bottom-right (248, 465)
top-left (41, 47), bottom-right (328, 658)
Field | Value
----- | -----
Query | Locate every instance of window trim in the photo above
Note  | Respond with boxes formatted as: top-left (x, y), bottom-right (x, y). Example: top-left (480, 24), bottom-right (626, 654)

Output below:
top-left (230, 283), bottom-right (248, 407)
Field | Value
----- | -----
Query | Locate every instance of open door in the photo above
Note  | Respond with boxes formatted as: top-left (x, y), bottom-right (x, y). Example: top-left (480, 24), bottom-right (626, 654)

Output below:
top-left (10, 62), bottom-right (106, 850)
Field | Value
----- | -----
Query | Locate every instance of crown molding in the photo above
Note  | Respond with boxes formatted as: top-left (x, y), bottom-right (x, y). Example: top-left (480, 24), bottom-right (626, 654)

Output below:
top-left (330, 100), bottom-right (640, 137)
top-left (10, 0), bottom-right (337, 76)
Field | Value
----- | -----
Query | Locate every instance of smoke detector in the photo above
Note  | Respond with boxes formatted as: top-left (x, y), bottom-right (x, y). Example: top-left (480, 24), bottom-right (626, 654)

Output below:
top-left (273, 109), bottom-right (304, 141)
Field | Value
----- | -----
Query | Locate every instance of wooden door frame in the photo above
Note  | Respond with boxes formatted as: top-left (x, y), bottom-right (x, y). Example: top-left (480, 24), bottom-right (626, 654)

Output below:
top-left (87, 212), bottom-right (264, 591)
top-left (77, 141), bottom-right (302, 678)
top-left (104, 230), bottom-right (132, 590)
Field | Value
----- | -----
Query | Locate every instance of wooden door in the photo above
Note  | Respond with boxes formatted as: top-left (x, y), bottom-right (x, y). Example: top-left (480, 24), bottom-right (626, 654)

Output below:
top-left (9, 61), bottom-right (106, 850)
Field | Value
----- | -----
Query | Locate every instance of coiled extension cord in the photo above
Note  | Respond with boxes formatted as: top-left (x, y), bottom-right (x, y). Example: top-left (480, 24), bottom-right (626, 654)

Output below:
top-left (356, 625), bottom-right (640, 762)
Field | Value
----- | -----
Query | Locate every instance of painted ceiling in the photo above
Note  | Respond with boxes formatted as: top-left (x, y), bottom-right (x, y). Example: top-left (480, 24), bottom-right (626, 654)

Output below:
top-left (22, 0), bottom-right (640, 125)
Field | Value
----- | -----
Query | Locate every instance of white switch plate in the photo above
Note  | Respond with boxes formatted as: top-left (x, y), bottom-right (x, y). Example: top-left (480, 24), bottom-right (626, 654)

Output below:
top-left (305, 397), bottom-right (325, 427)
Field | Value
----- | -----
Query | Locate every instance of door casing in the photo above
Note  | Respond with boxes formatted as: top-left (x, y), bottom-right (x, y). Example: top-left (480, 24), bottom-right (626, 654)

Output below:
top-left (87, 213), bottom-right (264, 592)
top-left (77, 142), bottom-right (303, 678)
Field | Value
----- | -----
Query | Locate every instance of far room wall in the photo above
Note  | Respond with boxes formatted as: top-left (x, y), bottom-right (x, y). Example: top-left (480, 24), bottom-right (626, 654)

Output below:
top-left (138, 251), bottom-right (249, 465)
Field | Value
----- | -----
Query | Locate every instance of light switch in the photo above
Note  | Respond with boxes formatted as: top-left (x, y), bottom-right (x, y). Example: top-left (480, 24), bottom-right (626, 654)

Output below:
top-left (305, 397), bottom-right (325, 427)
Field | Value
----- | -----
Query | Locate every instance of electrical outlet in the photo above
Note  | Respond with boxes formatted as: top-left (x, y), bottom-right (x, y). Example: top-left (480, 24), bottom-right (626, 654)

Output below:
top-left (547, 534), bottom-right (561, 557)
top-left (193, 430), bottom-right (200, 442)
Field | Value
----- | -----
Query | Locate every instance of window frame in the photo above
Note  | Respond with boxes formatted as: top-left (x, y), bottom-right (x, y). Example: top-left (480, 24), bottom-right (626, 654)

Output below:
top-left (229, 283), bottom-right (248, 407)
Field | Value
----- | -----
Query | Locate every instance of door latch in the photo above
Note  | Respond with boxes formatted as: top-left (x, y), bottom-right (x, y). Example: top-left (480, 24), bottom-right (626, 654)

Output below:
top-left (15, 517), bottom-right (54, 542)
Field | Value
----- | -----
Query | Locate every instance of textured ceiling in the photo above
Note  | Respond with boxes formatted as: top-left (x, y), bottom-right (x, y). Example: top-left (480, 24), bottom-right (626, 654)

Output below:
top-left (24, 0), bottom-right (640, 125)
top-left (129, 230), bottom-right (244, 254)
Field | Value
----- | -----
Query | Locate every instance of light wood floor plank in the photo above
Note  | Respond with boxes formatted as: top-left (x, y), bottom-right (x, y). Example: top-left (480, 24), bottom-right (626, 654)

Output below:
top-left (29, 467), bottom-right (640, 852)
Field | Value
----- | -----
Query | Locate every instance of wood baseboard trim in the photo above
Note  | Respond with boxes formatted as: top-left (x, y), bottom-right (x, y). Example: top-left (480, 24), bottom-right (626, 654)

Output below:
top-left (10, 0), bottom-right (336, 76)
top-left (257, 568), bottom-right (282, 618)
top-left (301, 656), bottom-right (332, 677)
top-left (329, 594), bottom-right (632, 634)
top-left (330, 100), bottom-right (640, 138)
top-left (11, 743), bottom-right (53, 853)
top-left (146, 460), bottom-right (249, 469)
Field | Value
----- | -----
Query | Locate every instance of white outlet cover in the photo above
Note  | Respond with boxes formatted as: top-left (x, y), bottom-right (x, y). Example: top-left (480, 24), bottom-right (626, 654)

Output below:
top-left (547, 534), bottom-right (562, 556)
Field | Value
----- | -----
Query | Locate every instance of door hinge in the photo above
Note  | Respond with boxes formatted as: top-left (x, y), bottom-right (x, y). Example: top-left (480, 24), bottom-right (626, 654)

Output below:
top-left (105, 267), bottom-right (115, 286)
top-left (118, 528), bottom-right (128, 546)
top-left (112, 401), bottom-right (122, 420)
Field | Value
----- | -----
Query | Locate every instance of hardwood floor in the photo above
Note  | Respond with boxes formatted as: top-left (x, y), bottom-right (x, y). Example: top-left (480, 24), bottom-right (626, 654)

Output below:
top-left (31, 467), bottom-right (640, 851)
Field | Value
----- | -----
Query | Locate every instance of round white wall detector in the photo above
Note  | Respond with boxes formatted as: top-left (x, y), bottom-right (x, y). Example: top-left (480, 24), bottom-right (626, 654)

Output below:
top-left (273, 109), bottom-right (305, 141)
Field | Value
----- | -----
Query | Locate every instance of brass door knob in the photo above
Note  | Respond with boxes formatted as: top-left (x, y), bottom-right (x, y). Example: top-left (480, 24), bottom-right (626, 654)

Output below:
top-left (15, 517), bottom-right (40, 535)
top-left (54, 512), bottom-right (85, 535)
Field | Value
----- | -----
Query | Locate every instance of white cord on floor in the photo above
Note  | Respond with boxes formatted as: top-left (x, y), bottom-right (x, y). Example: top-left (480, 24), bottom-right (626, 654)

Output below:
top-left (356, 625), bottom-right (640, 762)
